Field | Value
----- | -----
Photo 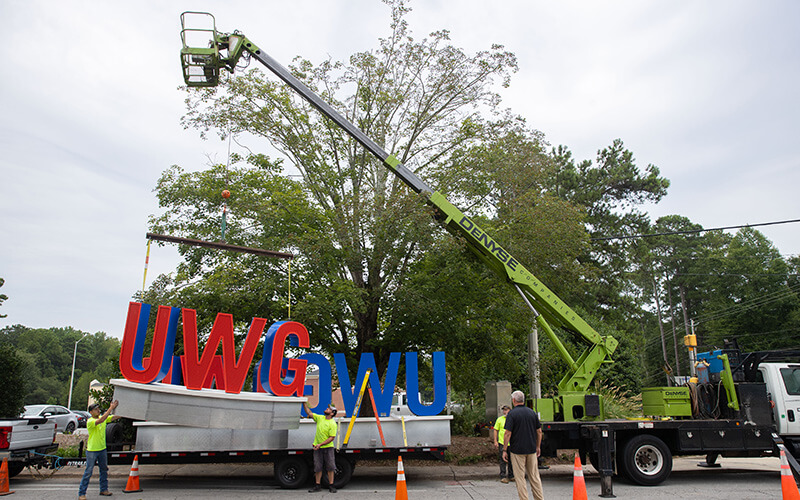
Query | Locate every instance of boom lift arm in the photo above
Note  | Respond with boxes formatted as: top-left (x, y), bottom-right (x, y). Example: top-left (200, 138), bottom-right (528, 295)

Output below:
top-left (179, 12), bottom-right (618, 420)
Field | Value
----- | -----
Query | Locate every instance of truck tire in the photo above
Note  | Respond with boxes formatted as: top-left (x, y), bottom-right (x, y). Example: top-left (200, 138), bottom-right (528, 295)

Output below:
top-left (619, 435), bottom-right (672, 486)
top-left (106, 422), bottom-right (123, 451)
top-left (7, 461), bottom-right (26, 478)
top-left (321, 454), bottom-right (354, 489)
top-left (275, 456), bottom-right (310, 489)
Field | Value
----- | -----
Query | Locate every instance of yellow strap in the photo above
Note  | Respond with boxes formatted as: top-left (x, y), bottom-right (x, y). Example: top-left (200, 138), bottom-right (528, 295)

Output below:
top-left (401, 416), bottom-right (407, 447)
top-left (287, 260), bottom-right (292, 319)
top-left (343, 369), bottom-right (371, 447)
top-left (141, 239), bottom-right (152, 295)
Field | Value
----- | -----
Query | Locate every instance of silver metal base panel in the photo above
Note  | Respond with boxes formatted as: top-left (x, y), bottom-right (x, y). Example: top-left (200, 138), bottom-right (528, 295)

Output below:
top-left (132, 415), bottom-right (452, 453)
top-left (289, 415), bottom-right (452, 449)
top-left (111, 379), bottom-right (305, 430)
top-left (134, 422), bottom-right (288, 452)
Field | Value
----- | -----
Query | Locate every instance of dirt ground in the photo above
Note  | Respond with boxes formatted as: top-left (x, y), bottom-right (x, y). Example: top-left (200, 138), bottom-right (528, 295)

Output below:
top-left (447, 435), bottom-right (497, 463)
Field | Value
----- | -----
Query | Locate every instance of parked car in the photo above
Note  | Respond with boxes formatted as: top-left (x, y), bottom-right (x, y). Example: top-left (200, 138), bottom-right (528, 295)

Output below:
top-left (21, 405), bottom-right (79, 434)
top-left (73, 410), bottom-right (91, 428)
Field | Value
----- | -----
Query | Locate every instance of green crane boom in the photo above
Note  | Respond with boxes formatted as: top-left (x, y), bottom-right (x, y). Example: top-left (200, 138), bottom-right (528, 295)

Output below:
top-left (178, 12), bottom-right (618, 421)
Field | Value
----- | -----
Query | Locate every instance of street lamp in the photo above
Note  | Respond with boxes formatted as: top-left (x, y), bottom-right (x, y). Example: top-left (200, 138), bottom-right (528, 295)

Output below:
top-left (67, 333), bottom-right (89, 410)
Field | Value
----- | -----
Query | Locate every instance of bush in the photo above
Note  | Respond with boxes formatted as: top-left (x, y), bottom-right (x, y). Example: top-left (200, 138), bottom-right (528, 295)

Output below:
top-left (54, 447), bottom-right (80, 458)
top-left (451, 402), bottom-right (487, 436)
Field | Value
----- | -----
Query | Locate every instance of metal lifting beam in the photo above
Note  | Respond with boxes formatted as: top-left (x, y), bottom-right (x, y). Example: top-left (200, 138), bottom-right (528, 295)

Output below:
top-left (146, 233), bottom-right (293, 260)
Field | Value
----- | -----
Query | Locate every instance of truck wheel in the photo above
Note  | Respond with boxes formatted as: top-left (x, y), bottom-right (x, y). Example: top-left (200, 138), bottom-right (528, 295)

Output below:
top-left (275, 456), bottom-right (310, 489)
top-left (619, 435), bottom-right (672, 486)
top-left (322, 454), bottom-right (354, 489)
top-left (7, 461), bottom-right (26, 478)
top-left (106, 422), bottom-right (123, 451)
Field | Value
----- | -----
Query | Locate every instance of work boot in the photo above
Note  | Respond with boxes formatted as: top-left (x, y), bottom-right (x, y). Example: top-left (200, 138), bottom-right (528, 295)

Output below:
top-left (329, 485), bottom-right (337, 493)
top-left (510, 476), bottom-right (515, 481)
top-left (308, 484), bottom-right (321, 493)
top-left (500, 477), bottom-right (510, 484)
top-left (100, 492), bottom-right (113, 497)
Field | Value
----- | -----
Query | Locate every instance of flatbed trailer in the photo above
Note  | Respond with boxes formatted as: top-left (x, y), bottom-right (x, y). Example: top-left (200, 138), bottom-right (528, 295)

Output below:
top-left (90, 415), bottom-right (451, 489)
top-left (102, 445), bottom-right (445, 489)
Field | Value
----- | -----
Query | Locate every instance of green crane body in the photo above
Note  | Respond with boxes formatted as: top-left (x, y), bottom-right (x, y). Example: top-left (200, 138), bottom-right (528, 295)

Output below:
top-left (179, 12), bottom-right (619, 421)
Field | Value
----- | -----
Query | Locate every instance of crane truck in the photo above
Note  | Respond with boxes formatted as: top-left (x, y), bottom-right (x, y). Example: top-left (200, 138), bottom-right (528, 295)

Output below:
top-left (171, 12), bottom-right (800, 494)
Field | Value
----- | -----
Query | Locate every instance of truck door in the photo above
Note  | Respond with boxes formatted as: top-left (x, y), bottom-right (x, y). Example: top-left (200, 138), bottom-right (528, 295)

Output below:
top-left (777, 366), bottom-right (800, 437)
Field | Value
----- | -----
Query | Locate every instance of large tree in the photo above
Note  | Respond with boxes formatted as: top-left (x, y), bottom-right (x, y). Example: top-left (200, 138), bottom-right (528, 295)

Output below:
top-left (158, 0), bottom-right (518, 373)
top-left (695, 228), bottom-right (800, 351)
top-left (549, 141), bottom-right (670, 329)
top-left (0, 343), bottom-right (26, 417)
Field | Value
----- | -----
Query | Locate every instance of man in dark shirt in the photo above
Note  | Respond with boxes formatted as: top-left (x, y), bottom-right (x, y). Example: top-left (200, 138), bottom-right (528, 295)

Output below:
top-left (503, 390), bottom-right (544, 500)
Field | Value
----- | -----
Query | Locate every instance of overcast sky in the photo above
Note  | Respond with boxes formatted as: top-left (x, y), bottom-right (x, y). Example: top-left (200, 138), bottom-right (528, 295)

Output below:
top-left (1, 0), bottom-right (798, 338)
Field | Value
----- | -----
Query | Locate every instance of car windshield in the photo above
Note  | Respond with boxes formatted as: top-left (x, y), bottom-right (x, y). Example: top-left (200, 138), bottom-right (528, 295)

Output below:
top-left (22, 405), bottom-right (47, 416)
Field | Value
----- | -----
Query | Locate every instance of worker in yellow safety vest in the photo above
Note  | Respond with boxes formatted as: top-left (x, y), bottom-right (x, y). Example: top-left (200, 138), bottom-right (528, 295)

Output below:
top-left (303, 401), bottom-right (338, 493)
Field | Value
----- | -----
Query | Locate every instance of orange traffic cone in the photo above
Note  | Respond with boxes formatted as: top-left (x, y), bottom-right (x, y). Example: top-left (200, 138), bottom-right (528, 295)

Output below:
top-left (122, 455), bottom-right (142, 493)
top-left (395, 455), bottom-right (408, 500)
top-left (0, 457), bottom-right (14, 496)
top-left (780, 449), bottom-right (800, 500)
top-left (573, 455), bottom-right (588, 500)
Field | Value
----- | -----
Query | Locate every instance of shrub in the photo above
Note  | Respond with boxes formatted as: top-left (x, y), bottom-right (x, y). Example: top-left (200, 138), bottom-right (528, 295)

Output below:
top-left (598, 383), bottom-right (642, 418)
top-left (451, 402), bottom-right (487, 436)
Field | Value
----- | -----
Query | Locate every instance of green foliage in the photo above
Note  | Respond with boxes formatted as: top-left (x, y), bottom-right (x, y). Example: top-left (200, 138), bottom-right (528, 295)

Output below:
top-left (54, 446), bottom-right (81, 458)
top-left (637, 221), bottom-right (800, 386)
top-left (90, 378), bottom-right (117, 411)
top-left (0, 277), bottom-right (7, 319)
top-left (697, 228), bottom-right (800, 350)
top-left (158, 0), bottom-right (519, 379)
top-left (597, 384), bottom-right (642, 418)
top-left (550, 141), bottom-right (670, 329)
top-left (0, 343), bottom-right (28, 417)
top-left (0, 326), bottom-right (121, 409)
top-left (451, 401), bottom-right (487, 436)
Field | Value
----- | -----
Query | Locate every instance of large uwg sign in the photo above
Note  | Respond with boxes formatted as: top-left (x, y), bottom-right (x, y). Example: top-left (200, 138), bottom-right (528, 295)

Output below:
top-left (119, 303), bottom-right (447, 417)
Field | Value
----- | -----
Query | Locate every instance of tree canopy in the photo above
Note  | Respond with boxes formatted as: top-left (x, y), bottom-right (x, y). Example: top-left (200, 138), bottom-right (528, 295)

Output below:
top-left (0, 326), bottom-right (120, 409)
top-left (0, 277), bottom-right (7, 319)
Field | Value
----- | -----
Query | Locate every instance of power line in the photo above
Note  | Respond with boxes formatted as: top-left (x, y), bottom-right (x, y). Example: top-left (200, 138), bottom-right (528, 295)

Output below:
top-left (676, 272), bottom-right (800, 277)
top-left (639, 281), bottom-right (800, 351)
top-left (591, 217), bottom-right (800, 241)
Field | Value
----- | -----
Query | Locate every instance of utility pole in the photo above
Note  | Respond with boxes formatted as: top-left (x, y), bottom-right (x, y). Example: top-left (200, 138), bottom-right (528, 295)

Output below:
top-left (528, 324), bottom-right (541, 400)
top-left (68, 333), bottom-right (89, 409)
top-left (668, 280), bottom-right (681, 377)
top-left (653, 277), bottom-right (670, 385)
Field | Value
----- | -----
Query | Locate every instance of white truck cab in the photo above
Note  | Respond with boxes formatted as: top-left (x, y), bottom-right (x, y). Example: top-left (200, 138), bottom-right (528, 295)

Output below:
top-left (758, 363), bottom-right (800, 437)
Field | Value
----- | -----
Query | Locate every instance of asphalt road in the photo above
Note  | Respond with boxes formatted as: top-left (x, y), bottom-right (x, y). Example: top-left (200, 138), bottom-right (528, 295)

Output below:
top-left (6, 456), bottom-right (786, 499)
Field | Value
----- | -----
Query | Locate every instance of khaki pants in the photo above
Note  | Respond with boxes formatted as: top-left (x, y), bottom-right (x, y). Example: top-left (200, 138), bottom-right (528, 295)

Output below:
top-left (510, 452), bottom-right (544, 500)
